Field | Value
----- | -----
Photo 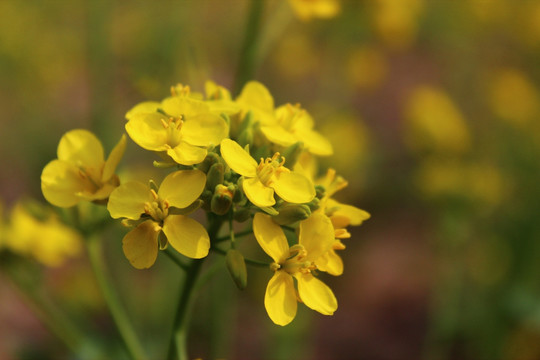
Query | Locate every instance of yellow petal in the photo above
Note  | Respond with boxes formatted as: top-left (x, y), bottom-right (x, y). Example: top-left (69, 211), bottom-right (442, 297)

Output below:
top-left (162, 215), bottom-right (210, 259)
top-left (122, 220), bottom-right (160, 269)
top-left (57, 129), bottom-right (104, 169)
top-left (315, 249), bottom-right (343, 276)
top-left (295, 129), bottom-right (333, 156)
top-left (327, 199), bottom-right (371, 227)
top-left (125, 101), bottom-right (160, 120)
top-left (220, 139), bottom-right (257, 177)
top-left (253, 213), bottom-right (289, 263)
top-left (182, 113), bottom-right (228, 147)
top-left (158, 170), bottom-right (206, 209)
top-left (167, 141), bottom-right (207, 165)
top-left (264, 271), bottom-right (297, 326)
top-left (299, 213), bottom-right (334, 261)
top-left (125, 113), bottom-right (169, 151)
top-left (161, 96), bottom-right (209, 118)
top-left (107, 182), bottom-right (153, 220)
top-left (236, 81), bottom-right (274, 115)
top-left (243, 178), bottom-right (276, 207)
top-left (259, 125), bottom-right (297, 147)
top-left (295, 273), bottom-right (337, 315)
top-left (41, 160), bottom-right (87, 207)
top-left (272, 172), bottom-right (315, 204)
top-left (102, 134), bottom-right (127, 182)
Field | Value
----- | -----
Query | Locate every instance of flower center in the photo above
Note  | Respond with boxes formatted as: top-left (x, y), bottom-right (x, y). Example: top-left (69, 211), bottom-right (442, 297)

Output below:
top-left (77, 166), bottom-right (103, 193)
top-left (160, 116), bottom-right (184, 148)
top-left (144, 189), bottom-right (170, 222)
top-left (256, 152), bottom-right (289, 186)
top-left (272, 244), bottom-right (317, 275)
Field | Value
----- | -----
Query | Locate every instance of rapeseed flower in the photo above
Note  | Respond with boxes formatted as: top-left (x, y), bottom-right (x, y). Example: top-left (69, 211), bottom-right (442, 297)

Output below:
top-left (107, 170), bottom-right (209, 269)
top-left (125, 89), bottom-right (228, 166)
top-left (253, 212), bottom-right (337, 326)
top-left (220, 139), bottom-right (315, 208)
top-left (288, 0), bottom-right (340, 21)
top-left (41, 129), bottom-right (126, 208)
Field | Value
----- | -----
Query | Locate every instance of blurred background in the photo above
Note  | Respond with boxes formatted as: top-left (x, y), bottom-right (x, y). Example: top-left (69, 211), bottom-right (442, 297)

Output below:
top-left (1, 0), bottom-right (540, 359)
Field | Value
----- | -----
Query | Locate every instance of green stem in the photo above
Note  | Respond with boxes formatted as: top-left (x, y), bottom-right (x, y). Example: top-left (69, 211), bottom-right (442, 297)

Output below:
top-left (234, 0), bottom-right (265, 94)
top-left (210, 246), bottom-right (270, 268)
top-left (163, 248), bottom-right (189, 272)
top-left (87, 236), bottom-right (147, 360)
top-left (215, 228), bottom-right (253, 243)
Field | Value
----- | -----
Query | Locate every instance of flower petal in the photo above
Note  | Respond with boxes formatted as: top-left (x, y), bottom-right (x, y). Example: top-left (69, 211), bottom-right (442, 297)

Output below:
top-left (107, 181), bottom-right (153, 220)
top-left (243, 178), bottom-right (276, 207)
top-left (295, 129), bottom-right (333, 156)
top-left (315, 248), bottom-right (344, 276)
top-left (161, 96), bottom-right (210, 118)
top-left (122, 220), bottom-right (160, 269)
top-left (299, 213), bottom-right (335, 261)
top-left (166, 142), bottom-right (207, 165)
top-left (295, 273), bottom-right (337, 315)
top-left (41, 160), bottom-right (87, 207)
top-left (236, 81), bottom-right (275, 124)
top-left (182, 113), bottom-right (229, 147)
top-left (220, 139), bottom-right (257, 177)
top-left (253, 213), bottom-right (290, 263)
top-left (272, 172), bottom-right (315, 204)
top-left (327, 199), bottom-right (370, 227)
top-left (259, 125), bottom-right (297, 147)
top-left (57, 129), bottom-right (104, 169)
top-left (125, 101), bottom-right (161, 120)
top-left (125, 113), bottom-right (169, 151)
top-left (162, 215), bottom-right (209, 259)
top-left (158, 170), bottom-right (206, 209)
top-left (264, 271), bottom-right (297, 326)
top-left (102, 134), bottom-right (127, 182)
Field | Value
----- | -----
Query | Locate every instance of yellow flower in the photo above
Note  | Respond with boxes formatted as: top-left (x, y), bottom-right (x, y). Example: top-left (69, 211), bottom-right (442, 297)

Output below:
top-left (315, 169), bottom-right (370, 275)
top-left (107, 170), bottom-right (209, 269)
top-left (41, 129), bottom-right (126, 208)
top-left (220, 139), bottom-right (315, 208)
top-left (204, 80), bottom-right (241, 116)
top-left (259, 103), bottom-right (333, 156)
top-left (253, 212), bottom-right (337, 326)
top-left (235, 81), bottom-right (277, 126)
top-left (288, 0), bottom-right (341, 21)
top-left (125, 90), bottom-right (228, 166)
top-left (5, 203), bottom-right (82, 267)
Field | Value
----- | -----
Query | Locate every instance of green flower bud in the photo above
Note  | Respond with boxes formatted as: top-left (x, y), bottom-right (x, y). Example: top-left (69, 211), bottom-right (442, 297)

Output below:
top-left (282, 141), bottom-right (304, 169)
top-left (314, 185), bottom-right (326, 199)
top-left (226, 249), bottom-right (247, 290)
top-left (233, 208), bottom-right (251, 223)
top-left (306, 197), bottom-right (320, 212)
top-left (206, 163), bottom-right (225, 191)
top-left (211, 185), bottom-right (234, 215)
top-left (197, 151), bottom-right (222, 173)
top-left (272, 204), bottom-right (311, 225)
top-left (237, 128), bottom-right (253, 148)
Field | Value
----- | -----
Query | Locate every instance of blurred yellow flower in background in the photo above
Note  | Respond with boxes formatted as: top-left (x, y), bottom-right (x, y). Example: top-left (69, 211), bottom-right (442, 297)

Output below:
top-left (5, 202), bottom-right (82, 267)
top-left (404, 86), bottom-right (471, 155)
top-left (346, 46), bottom-right (388, 90)
top-left (41, 130), bottom-right (126, 208)
top-left (288, 0), bottom-right (340, 21)
top-left (371, 0), bottom-right (424, 50)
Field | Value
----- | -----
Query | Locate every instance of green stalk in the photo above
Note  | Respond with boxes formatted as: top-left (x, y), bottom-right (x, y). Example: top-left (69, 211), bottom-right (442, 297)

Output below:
top-left (87, 236), bottom-right (147, 360)
top-left (234, 0), bottom-right (266, 94)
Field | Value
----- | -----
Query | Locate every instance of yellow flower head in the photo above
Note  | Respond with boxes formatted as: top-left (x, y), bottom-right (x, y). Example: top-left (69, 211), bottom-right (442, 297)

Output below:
top-left (288, 0), bottom-right (341, 21)
top-left (253, 212), bottom-right (337, 326)
top-left (235, 81), bottom-right (277, 126)
top-left (259, 103), bottom-right (333, 156)
top-left (41, 129), bottom-right (126, 208)
top-left (6, 202), bottom-right (82, 267)
top-left (107, 170), bottom-right (209, 269)
top-left (220, 139), bottom-right (315, 208)
top-left (125, 88), bottom-right (228, 166)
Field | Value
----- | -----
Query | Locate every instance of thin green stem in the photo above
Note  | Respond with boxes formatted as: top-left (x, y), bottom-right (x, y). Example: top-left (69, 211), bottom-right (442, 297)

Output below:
top-left (87, 236), bottom-right (147, 360)
top-left (210, 246), bottom-right (270, 268)
top-left (229, 212), bottom-right (236, 249)
top-left (163, 248), bottom-right (189, 272)
top-left (234, 0), bottom-right (266, 94)
top-left (215, 228), bottom-right (253, 243)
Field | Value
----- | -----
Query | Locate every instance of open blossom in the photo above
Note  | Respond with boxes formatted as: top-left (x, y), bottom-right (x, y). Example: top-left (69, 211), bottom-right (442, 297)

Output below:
top-left (107, 170), bottom-right (209, 269)
top-left (125, 90), bottom-right (228, 166)
top-left (254, 212), bottom-right (337, 326)
top-left (41, 129), bottom-right (126, 208)
top-left (220, 139), bottom-right (315, 208)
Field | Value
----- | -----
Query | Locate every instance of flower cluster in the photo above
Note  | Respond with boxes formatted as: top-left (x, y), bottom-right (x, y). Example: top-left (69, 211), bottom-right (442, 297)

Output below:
top-left (40, 81), bottom-right (369, 326)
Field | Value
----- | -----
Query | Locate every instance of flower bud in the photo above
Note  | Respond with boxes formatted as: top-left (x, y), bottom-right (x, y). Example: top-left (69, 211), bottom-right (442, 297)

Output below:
top-left (211, 185), bottom-right (234, 215)
top-left (272, 204), bottom-right (311, 225)
top-left (206, 163), bottom-right (225, 191)
top-left (233, 208), bottom-right (251, 222)
top-left (226, 249), bottom-right (247, 290)
top-left (306, 197), bottom-right (320, 212)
